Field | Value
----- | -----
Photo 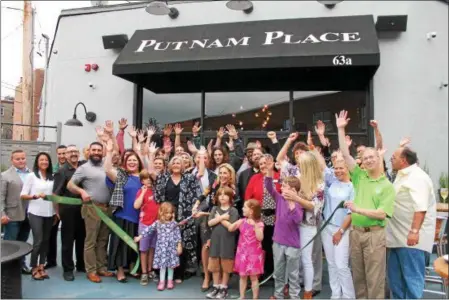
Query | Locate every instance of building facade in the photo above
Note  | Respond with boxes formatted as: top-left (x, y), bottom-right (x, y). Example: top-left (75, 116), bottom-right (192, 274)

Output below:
top-left (40, 1), bottom-right (448, 185)
top-left (13, 69), bottom-right (44, 141)
top-left (1, 96), bottom-right (14, 139)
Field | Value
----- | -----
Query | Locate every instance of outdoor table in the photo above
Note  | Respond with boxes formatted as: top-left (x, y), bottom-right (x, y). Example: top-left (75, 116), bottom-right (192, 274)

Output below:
top-left (433, 256), bottom-right (448, 279)
top-left (1, 240), bottom-right (32, 299)
top-left (437, 203), bottom-right (449, 213)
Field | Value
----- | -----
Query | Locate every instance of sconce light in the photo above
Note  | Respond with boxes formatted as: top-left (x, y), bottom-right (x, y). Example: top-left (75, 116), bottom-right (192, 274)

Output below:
top-left (145, 1), bottom-right (179, 19)
top-left (65, 102), bottom-right (97, 127)
top-left (226, 0), bottom-right (254, 14)
top-left (317, 1), bottom-right (342, 8)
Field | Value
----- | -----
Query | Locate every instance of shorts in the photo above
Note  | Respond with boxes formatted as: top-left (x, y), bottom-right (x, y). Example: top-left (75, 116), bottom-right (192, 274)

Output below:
top-left (138, 222), bottom-right (157, 252)
top-left (208, 257), bottom-right (234, 273)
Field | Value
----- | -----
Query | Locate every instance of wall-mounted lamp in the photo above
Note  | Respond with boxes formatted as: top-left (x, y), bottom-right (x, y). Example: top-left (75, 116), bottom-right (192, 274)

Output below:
top-left (317, 0), bottom-right (342, 9)
top-left (226, 0), bottom-right (254, 14)
top-left (65, 102), bottom-right (97, 127)
top-left (145, 1), bottom-right (179, 19)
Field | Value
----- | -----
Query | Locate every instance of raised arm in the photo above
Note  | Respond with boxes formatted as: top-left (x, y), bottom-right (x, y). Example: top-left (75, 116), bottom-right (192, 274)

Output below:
top-left (370, 120), bottom-right (384, 150)
top-left (314, 120), bottom-right (330, 147)
top-left (174, 123), bottom-right (183, 150)
top-left (104, 139), bottom-right (118, 182)
top-left (276, 132), bottom-right (299, 163)
top-left (116, 118), bottom-right (128, 155)
top-left (335, 110), bottom-right (356, 171)
top-left (215, 127), bottom-right (225, 148)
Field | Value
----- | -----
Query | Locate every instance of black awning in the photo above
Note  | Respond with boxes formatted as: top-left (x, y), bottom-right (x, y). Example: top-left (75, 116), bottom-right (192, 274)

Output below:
top-left (112, 15), bottom-right (380, 93)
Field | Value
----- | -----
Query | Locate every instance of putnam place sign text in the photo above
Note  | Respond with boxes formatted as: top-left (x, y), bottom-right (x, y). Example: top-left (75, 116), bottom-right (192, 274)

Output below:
top-left (135, 31), bottom-right (361, 52)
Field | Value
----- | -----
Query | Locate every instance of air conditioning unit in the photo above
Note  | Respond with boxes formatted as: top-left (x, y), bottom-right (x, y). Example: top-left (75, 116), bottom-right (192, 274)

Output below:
top-left (91, 1), bottom-right (109, 6)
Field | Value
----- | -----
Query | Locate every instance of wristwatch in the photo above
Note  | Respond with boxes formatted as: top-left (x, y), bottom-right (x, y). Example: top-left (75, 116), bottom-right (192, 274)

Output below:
top-left (410, 228), bottom-right (419, 234)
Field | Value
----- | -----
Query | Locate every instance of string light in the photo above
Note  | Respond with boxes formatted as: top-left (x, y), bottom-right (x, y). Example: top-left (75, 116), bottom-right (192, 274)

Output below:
top-left (232, 113), bottom-right (236, 118)
top-left (255, 113), bottom-right (259, 117)
top-left (239, 121), bottom-right (243, 126)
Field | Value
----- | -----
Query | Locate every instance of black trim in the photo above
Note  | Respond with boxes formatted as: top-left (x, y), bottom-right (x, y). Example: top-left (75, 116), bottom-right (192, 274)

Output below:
top-left (200, 91), bottom-right (205, 145)
top-left (367, 79), bottom-right (375, 147)
top-left (133, 84), bottom-right (143, 128)
top-left (289, 91), bottom-right (294, 132)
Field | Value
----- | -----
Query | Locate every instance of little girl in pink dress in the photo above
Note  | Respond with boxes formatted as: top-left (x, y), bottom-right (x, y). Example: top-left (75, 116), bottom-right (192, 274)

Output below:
top-left (229, 199), bottom-right (265, 299)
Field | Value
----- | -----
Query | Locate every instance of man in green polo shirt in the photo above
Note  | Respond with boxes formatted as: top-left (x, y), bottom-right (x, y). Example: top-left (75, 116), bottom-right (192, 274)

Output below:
top-left (335, 110), bottom-right (395, 299)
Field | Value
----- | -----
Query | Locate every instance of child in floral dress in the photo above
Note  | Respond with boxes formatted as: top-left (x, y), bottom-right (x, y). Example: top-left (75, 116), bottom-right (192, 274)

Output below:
top-left (229, 199), bottom-right (265, 299)
top-left (135, 202), bottom-right (182, 291)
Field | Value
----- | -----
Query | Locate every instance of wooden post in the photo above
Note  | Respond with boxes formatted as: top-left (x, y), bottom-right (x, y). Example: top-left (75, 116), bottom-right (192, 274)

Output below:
top-left (19, 1), bottom-right (34, 140)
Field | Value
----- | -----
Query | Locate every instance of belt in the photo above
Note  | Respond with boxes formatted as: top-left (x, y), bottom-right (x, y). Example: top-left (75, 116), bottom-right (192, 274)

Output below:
top-left (353, 225), bottom-right (384, 232)
top-left (92, 202), bottom-right (108, 208)
top-left (261, 209), bottom-right (275, 216)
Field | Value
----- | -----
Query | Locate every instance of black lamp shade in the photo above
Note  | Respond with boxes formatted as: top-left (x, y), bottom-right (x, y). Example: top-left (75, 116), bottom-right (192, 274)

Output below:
top-left (226, 0), bottom-right (253, 11)
top-left (65, 115), bottom-right (83, 127)
top-left (317, 0), bottom-right (343, 7)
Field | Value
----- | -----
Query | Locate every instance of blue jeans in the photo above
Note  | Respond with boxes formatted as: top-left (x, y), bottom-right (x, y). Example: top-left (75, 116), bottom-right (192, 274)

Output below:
top-left (387, 247), bottom-right (425, 299)
top-left (3, 219), bottom-right (31, 266)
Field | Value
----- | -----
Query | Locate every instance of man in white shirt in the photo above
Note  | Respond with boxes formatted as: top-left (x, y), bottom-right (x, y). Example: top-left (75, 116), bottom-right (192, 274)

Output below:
top-left (387, 147), bottom-right (436, 299)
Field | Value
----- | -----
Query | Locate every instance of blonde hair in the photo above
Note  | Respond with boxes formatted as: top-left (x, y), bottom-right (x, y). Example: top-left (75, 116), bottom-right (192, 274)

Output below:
top-left (298, 151), bottom-right (324, 198)
top-left (218, 163), bottom-right (236, 186)
top-left (158, 202), bottom-right (175, 222)
top-left (168, 156), bottom-right (185, 174)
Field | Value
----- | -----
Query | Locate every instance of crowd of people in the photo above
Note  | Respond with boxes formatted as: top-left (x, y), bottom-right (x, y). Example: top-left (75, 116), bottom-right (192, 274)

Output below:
top-left (0, 110), bottom-right (438, 299)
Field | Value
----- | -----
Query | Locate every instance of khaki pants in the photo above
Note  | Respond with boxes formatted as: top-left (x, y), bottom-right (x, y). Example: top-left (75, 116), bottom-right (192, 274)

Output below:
top-left (82, 205), bottom-right (111, 274)
top-left (350, 228), bottom-right (386, 299)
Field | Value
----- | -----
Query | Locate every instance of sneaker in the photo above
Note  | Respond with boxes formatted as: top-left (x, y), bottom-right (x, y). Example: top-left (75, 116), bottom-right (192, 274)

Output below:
top-left (157, 280), bottom-right (166, 291)
top-left (167, 280), bottom-right (174, 290)
top-left (140, 274), bottom-right (149, 286)
top-left (216, 288), bottom-right (228, 299)
top-left (206, 287), bottom-right (220, 299)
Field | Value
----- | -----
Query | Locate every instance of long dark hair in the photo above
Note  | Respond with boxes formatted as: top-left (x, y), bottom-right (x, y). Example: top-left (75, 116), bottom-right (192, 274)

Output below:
top-left (210, 147), bottom-right (229, 171)
top-left (33, 152), bottom-right (54, 180)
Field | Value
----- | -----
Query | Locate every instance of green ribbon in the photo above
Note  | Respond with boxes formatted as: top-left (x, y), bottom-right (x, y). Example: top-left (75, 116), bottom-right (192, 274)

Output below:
top-left (244, 200), bottom-right (346, 295)
top-left (45, 195), bottom-right (140, 275)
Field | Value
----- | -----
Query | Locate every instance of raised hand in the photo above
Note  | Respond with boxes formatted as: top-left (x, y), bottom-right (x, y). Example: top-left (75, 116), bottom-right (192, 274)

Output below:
top-left (315, 120), bottom-right (326, 136)
top-left (163, 124), bottom-right (173, 137)
top-left (335, 110), bottom-right (350, 129)
top-left (104, 120), bottom-right (114, 135)
top-left (255, 140), bottom-right (262, 149)
top-left (118, 118), bottom-right (128, 131)
top-left (147, 126), bottom-right (156, 137)
top-left (174, 123), bottom-right (184, 135)
top-left (288, 132), bottom-right (299, 142)
top-left (399, 137), bottom-right (411, 147)
top-left (345, 135), bottom-right (352, 147)
top-left (226, 124), bottom-right (238, 139)
top-left (207, 139), bottom-right (214, 154)
top-left (128, 126), bottom-right (137, 138)
top-left (369, 120), bottom-right (378, 129)
top-left (216, 127), bottom-right (225, 139)
top-left (149, 142), bottom-right (158, 154)
top-left (267, 131), bottom-right (277, 140)
top-left (198, 146), bottom-right (207, 156)
top-left (137, 130), bottom-right (146, 143)
top-left (192, 122), bottom-right (201, 135)
top-left (95, 126), bottom-right (104, 137)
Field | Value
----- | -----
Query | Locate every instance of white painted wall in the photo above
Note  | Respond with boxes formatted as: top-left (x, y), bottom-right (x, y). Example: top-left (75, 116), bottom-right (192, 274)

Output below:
top-left (41, 0), bottom-right (448, 185)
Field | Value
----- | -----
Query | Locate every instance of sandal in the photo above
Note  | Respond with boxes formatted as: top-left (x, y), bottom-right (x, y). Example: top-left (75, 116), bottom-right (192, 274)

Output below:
top-left (38, 265), bottom-right (49, 279)
top-left (32, 267), bottom-right (44, 281)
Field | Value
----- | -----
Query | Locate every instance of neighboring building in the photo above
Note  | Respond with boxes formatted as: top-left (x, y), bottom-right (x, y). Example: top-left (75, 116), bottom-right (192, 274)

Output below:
top-left (40, 1), bottom-right (448, 186)
top-left (13, 69), bottom-right (44, 141)
top-left (1, 96), bottom-right (14, 139)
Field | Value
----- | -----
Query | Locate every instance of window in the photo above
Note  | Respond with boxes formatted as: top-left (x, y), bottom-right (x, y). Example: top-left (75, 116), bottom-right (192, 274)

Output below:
top-left (204, 92), bottom-right (290, 132)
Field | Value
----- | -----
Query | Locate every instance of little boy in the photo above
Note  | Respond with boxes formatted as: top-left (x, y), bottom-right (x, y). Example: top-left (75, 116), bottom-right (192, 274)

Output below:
top-left (134, 170), bottom-right (159, 285)
top-left (265, 161), bottom-right (303, 299)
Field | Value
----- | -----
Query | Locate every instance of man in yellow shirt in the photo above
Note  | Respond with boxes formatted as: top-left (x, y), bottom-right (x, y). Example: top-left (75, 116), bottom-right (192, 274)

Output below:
top-left (387, 147), bottom-right (436, 299)
top-left (336, 110), bottom-right (395, 299)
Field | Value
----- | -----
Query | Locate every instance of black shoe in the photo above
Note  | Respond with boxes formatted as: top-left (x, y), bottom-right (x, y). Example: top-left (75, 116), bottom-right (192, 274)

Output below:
top-left (216, 288), bottom-right (228, 299)
top-left (63, 272), bottom-right (75, 281)
top-left (206, 287), bottom-right (220, 299)
top-left (76, 267), bottom-right (86, 273)
top-left (312, 290), bottom-right (321, 297)
top-left (21, 266), bottom-right (32, 275)
top-left (44, 263), bottom-right (57, 269)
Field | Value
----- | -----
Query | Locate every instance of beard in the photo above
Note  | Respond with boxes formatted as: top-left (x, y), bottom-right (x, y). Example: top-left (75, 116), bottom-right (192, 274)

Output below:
top-left (89, 155), bottom-right (102, 165)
